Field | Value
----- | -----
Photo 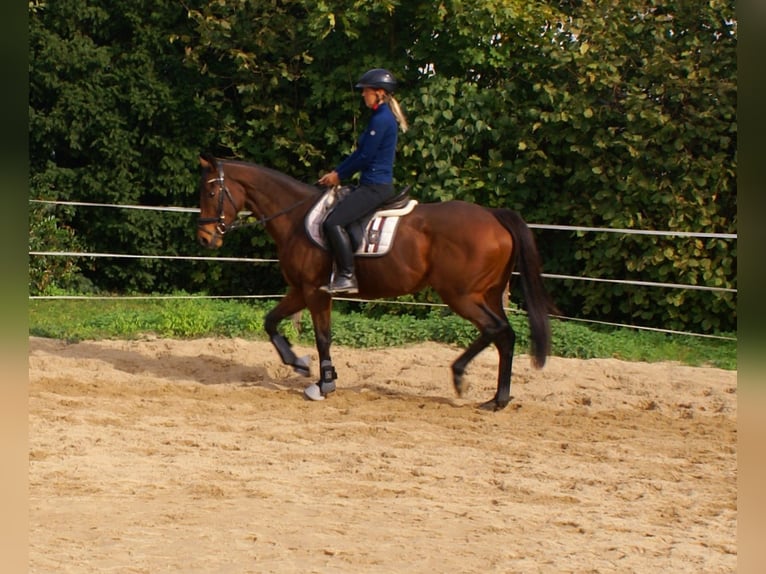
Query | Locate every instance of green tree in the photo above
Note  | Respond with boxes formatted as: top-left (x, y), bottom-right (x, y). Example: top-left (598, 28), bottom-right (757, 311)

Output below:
top-left (382, 0), bottom-right (737, 332)
top-left (506, 1), bottom-right (737, 332)
top-left (29, 0), bottom-right (221, 293)
top-left (29, 0), bottom-right (736, 333)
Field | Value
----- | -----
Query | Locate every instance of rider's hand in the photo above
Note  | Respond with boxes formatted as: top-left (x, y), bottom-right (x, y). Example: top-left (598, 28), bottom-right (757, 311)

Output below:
top-left (318, 170), bottom-right (340, 187)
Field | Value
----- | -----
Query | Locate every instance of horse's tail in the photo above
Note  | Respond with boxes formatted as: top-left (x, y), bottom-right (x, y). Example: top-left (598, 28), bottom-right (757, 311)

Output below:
top-left (491, 208), bottom-right (556, 369)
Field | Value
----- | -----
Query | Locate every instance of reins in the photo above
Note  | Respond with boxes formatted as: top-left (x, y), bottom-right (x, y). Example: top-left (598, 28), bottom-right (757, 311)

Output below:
top-left (197, 162), bottom-right (317, 235)
top-left (233, 193), bottom-right (316, 230)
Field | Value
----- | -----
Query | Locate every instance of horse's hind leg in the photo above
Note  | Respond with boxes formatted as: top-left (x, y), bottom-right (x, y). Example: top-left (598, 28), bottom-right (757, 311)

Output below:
top-left (451, 331), bottom-right (494, 397)
top-left (446, 297), bottom-right (515, 411)
top-left (264, 288), bottom-right (311, 376)
top-left (488, 322), bottom-right (516, 411)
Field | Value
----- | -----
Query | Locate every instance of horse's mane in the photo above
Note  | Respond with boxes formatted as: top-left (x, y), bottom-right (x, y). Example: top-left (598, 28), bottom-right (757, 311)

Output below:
top-left (223, 158), bottom-right (319, 196)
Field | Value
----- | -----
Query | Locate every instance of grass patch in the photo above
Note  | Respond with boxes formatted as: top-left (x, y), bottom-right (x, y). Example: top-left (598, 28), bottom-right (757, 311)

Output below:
top-left (29, 296), bottom-right (736, 370)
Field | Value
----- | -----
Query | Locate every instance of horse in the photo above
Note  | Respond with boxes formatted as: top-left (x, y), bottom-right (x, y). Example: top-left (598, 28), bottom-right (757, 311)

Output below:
top-left (196, 153), bottom-right (555, 411)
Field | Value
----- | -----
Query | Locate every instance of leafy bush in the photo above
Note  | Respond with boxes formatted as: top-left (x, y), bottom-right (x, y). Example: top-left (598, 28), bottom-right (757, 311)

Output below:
top-left (28, 203), bottom-right (89, 295)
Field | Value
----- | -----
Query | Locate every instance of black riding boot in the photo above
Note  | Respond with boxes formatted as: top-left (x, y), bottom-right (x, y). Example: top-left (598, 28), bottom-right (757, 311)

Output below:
top-left (321, 225), bottom-right (358, 294)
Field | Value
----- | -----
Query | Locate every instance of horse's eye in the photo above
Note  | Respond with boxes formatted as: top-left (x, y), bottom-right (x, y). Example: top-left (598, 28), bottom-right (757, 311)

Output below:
top-left (208, 189), bottom-right (216, 198)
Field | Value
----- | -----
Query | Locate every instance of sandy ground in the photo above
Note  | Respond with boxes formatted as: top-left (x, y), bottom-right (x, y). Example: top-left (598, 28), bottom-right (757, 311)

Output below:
top-left (28, 336), bottom-right (737, 573)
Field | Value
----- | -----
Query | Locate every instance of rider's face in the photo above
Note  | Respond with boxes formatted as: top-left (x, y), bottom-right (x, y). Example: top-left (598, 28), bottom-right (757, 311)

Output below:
top-left (361, 87), bottom-right (383, 108)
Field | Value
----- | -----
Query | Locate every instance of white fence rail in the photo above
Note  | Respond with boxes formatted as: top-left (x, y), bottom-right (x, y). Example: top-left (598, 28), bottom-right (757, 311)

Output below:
top-left (29, 199), bottom-right (737, 340)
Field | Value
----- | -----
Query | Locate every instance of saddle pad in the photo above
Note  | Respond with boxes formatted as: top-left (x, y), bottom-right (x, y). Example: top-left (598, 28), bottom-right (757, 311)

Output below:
top-left (304, 188), bottom-right (417, 257)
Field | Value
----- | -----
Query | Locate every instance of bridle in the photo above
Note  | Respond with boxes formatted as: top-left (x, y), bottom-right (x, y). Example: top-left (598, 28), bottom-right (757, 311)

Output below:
top-left (197, 162), bottom-right (317, 235)
top-left (197, 163), bottom-right (240, 235)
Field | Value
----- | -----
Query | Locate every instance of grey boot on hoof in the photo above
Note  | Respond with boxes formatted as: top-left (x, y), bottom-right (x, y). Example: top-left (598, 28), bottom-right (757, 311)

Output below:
top-left (304, 361), bottom-right (338, 401)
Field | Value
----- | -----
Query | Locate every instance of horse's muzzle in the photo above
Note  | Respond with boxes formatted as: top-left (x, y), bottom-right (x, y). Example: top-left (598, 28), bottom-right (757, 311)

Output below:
top-left (197, 226), bottom-right (222, 249)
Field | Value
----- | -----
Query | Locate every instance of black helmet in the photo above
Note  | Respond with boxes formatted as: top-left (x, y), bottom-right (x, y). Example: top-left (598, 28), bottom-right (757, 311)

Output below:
top-left (355, 68), bottom-right (397, 93)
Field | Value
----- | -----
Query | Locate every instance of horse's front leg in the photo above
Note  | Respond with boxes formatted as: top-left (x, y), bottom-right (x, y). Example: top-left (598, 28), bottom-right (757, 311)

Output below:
top-left (302, 293), bottom-right (336, 401)
top-left (264, 289), bottom-right (311, 376)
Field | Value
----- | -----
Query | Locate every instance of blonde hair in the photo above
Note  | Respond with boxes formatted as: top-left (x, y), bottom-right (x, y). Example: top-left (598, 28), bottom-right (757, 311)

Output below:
top-left (385, 94), bottom-right (409, 133)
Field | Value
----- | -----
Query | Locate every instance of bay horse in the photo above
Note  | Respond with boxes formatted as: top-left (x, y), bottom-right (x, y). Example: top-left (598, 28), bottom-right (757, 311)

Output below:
top-left (196, 154), bottom-right (555, 411)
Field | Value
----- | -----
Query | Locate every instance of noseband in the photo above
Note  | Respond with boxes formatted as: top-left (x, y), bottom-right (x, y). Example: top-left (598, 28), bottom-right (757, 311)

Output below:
top-left (197, 164), bottom-right (240, 235)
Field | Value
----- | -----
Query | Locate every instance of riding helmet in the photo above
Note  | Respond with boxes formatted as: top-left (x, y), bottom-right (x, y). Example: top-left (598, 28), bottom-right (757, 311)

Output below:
top-left (355, 68), bottom-right (397, 93)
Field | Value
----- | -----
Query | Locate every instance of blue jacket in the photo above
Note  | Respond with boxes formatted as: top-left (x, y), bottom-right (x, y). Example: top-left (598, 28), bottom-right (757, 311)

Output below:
top-left (335, 103), bottom-right (398, 185)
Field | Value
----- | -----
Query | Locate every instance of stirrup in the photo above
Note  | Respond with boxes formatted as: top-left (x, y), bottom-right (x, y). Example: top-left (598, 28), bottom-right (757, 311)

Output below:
top-left (320, 275), bottom-right (358, 294)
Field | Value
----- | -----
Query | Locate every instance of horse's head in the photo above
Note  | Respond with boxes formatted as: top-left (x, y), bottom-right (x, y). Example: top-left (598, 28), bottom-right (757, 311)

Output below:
top-left (196, 154), bottom-right (244, 249)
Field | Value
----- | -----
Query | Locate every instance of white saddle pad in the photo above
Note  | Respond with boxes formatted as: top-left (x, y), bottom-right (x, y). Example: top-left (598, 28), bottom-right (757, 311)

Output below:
top-left (304, 187), bottom-right (417, 257)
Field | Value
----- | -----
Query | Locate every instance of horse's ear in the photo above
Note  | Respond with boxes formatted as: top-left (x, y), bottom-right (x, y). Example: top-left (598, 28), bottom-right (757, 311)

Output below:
top-left (199, 153), bottom-right (216, 171)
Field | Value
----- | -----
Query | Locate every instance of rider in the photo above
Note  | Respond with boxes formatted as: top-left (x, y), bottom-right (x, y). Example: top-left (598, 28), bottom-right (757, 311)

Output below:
top-left (317, 68), bottom-right (408, 294)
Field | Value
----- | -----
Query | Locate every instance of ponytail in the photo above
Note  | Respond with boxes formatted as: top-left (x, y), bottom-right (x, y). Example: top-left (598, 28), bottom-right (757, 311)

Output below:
top-left (385, 94), bottom-right (409, 133)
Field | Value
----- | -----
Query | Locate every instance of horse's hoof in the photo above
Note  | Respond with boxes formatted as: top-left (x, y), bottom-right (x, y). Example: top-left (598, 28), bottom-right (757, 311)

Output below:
top-left (478, 400), bottom-right (496, 411)
top-left (293, 355), bottom-right (311, 377)
top-left (478, 398), bottom-right (510, 412)
top-left (303, 383), bottom-right (325, 401)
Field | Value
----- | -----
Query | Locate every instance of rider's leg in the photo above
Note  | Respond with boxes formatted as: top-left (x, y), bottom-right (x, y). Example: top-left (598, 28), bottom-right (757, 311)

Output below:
top-left (320, 183), bottom-right (394, 294)
top-left (321, 224), bottom-right (358, 294)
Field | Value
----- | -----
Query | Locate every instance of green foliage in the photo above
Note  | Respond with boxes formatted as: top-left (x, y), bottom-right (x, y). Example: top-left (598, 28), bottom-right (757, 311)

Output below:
top-left (29, 0), bottom-right (737, 334)
top-left (28, 203), bottom-right (88, 295)
top-left (29, 0), bottom-right (223, 293)
top-left (357, 290), bottom-right (442, 319)
top-left (28, 298), bottom-right (735, 369)
top-left (395, 0), bottom-right (737, 333)
top-left (518, 1), bottom-right (738, 334)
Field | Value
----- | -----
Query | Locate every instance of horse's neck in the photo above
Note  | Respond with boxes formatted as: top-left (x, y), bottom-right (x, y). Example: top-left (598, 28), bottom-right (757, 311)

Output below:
top-left (242, 166), bottom-right (315, 239)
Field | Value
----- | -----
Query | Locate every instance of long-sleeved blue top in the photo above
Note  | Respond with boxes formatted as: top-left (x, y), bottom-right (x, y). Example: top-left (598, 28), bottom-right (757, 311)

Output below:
top-left (335, 103), bottom-right (398, 185)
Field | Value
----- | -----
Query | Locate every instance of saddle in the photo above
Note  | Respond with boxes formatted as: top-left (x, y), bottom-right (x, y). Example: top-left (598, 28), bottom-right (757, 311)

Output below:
top-left (305, 186), bottom-right (418, 256)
